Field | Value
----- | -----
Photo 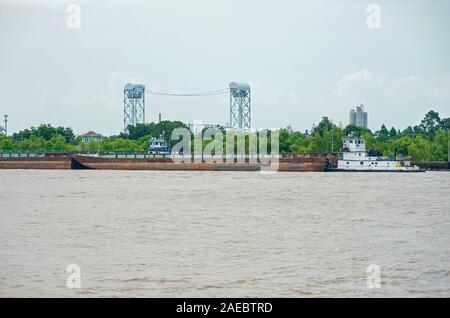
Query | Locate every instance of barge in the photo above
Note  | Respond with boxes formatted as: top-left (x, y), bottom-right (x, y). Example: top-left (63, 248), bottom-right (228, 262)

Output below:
top-left (0, 152), bottom-right (332, 172)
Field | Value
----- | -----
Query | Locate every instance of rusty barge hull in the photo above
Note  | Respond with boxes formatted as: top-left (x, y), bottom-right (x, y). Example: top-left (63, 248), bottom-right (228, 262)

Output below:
top-left (0, 157), bottom-right (71, 170)
top-left (0, 155), bottom-right (328, 171)
top-left (73, 156), bottom-right (261, 171)
top-left (72, 156), bottom-right (327, 171)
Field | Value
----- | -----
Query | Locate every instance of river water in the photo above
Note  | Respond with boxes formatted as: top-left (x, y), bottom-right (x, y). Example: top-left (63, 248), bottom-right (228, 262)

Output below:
top-left (0, 170), bottom-right (449, 297)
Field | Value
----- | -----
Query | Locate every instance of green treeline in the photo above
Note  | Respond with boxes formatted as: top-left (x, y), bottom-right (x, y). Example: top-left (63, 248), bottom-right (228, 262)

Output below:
top-left (0, 121), bottom-right (189, 152)
top-left (278, 110), bottom-right (449, 161)
top-left (0, 111), bottom-right (449, 162)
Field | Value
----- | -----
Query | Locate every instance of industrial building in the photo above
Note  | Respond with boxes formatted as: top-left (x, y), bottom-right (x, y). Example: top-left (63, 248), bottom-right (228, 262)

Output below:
top-left (349, 105), bottom-right (368, 128)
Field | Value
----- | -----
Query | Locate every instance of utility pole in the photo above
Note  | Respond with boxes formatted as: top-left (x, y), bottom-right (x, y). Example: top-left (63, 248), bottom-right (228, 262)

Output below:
top-left (3, 115), bottom-right (7, 135)
top-left (330, 120), bottom-right (334, 153)
top-left (331, 128), bottom-right (334, 153)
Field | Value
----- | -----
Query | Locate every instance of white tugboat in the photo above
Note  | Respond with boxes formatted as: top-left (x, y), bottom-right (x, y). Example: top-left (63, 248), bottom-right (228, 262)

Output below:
top-left (335, 136), bottom-right (423, 172)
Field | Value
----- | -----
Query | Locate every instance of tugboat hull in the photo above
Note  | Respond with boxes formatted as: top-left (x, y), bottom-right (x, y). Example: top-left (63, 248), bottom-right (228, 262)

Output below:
top-left (327, 168), bottom-right (425, 172)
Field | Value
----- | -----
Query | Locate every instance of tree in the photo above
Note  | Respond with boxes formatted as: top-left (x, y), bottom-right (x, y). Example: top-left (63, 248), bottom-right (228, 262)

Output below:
top-left (412, 124), bottom-right (425, 138)
top-left (55, 126), bottom-right (76, 144)
top-left (440, 118), bottom-right (450, 131)
top-left (401, 126), bottom-right (414, 137)
top-left (13, 124), bottom-right (75, 144)
top-left (126, 123), bottom-right (155, 140)
top-left (407, 135), bottom-right (431, 162)
top-left (279, 129), bottom-right (292, 153)
top-left (80, 140), bottom-right (101, 151)
top-left (278, 129), bottom-right (311, 153)
top-left (46, 135), bottom-right (76, 151)
top-left (431, 129), bottom-right (449, 161)
top-left (0, 135), bottom-right (13, 150)
top-left (389, 127), bottom-right (397, 138)
top-left (101, 138), bottom-right (143, 151)
top-left (392, 136), bottom-right (412, 158)
top-left (313, 117), bottom-right (334, 137)
top-left (126, 121), bottom-right (189, 142)
top-left (15, 136), bottom-right (47, 150)
top-left (343, 124), bottom-right (371, 137)
top-left (309, 133), bottom-right (326, 153)
top-left (375, 124), bottom-right (389, 142)
top-left (363, 131), bottom-right (376, 151)
top-left (420, 110), bottom-right (441, 140)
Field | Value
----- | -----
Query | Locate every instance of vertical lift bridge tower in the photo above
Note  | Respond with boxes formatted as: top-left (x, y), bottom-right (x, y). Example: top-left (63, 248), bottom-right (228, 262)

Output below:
top-left (124, 83), bottom-right (146, 133)
top-left (229, 82), bottom-right (251, 130)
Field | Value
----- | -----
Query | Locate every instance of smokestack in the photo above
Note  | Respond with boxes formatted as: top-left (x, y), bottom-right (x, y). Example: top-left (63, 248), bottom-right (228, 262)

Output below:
top-left (4, 115), bottom-right (7, 136)
top-left (159, 113), bottom-right (162, 123)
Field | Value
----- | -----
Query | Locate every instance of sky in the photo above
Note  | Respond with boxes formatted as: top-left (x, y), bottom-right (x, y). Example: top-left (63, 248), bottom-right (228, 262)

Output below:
top-left (0, 0), bottom-right (449, 135)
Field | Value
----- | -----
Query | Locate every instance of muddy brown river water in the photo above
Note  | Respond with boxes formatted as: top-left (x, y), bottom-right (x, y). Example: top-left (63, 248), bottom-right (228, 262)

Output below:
top-left (0, 170), bottom-right (449, 297)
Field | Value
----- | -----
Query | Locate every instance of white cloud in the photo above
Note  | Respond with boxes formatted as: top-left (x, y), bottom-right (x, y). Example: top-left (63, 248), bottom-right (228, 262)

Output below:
top-left (334, 69), bottom-right (384, 97)
top-left (93, 71), bottom-right (146, 109)
top-left (335, 70), bottom-right (450, 104)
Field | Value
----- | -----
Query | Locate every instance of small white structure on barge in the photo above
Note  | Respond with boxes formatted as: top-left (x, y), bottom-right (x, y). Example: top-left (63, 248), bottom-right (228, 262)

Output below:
top-left (337, 136), bottom-right (421, 172)
top-left (148, 135), bottom-right (171, 155)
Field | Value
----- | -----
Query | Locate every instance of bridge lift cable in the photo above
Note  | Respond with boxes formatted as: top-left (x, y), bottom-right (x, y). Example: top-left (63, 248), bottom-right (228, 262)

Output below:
top-left (145, 88), bottom-right (229, 97)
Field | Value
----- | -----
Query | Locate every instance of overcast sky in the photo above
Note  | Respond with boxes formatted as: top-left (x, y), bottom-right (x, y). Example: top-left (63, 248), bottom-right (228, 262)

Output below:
top-left (0, 0), bottom-right (449, 135)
